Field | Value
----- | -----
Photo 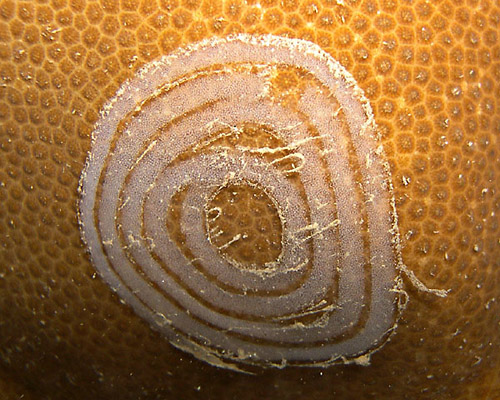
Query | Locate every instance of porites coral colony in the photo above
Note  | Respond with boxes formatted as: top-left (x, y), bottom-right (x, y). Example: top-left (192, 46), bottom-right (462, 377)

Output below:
top-left (0, 1), bottom-right (499, 400)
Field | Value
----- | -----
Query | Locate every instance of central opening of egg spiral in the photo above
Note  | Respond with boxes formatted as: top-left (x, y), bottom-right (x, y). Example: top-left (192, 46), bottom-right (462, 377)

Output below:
top-left (205, 181), bottom-right (283, 269)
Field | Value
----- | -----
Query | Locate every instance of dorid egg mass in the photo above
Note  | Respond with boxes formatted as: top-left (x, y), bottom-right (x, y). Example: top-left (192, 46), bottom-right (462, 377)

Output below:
top-left (78, 34), bottom-right (403, 370)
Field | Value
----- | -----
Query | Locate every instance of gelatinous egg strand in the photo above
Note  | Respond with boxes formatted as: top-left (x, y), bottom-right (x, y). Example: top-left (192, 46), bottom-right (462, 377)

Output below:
top-left (78, 34), bottom-right (402, 369)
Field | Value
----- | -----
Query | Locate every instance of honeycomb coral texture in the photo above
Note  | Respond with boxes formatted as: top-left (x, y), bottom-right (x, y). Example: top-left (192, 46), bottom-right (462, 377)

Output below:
top-left (0, 0), bottom-right (498, 400)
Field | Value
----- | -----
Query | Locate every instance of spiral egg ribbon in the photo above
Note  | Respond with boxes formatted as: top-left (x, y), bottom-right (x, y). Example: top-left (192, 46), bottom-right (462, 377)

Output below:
top-left (79, 34), bottom-right (402, 368)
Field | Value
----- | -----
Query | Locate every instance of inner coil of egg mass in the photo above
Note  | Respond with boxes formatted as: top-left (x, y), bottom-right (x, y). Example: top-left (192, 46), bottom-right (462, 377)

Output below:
top-left (78, 34), bottom-right (403, 370)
